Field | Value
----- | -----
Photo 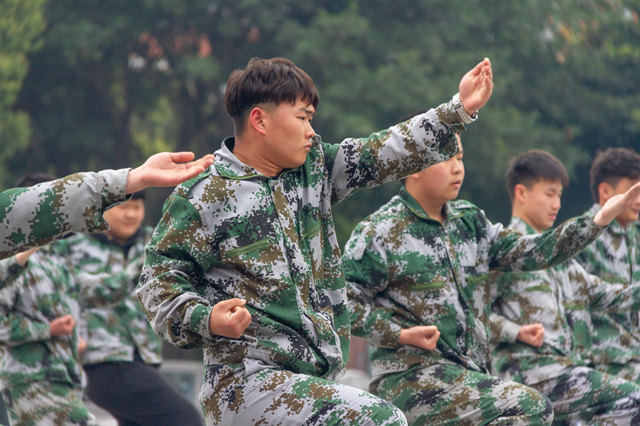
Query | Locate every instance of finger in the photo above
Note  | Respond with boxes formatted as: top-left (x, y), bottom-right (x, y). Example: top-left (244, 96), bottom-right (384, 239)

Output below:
top-left (168, 151), bottom-right (196, 163)
top-left (218, 298), bottom-right (247, 313)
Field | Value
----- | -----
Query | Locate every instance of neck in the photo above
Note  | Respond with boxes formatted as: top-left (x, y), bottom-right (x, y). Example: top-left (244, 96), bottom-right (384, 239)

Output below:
top-left (233, 136), bottom-right (281, 177)
top-left (407, 186), bottom-right (446, 223)
top-left (512, 207), bottom-right (543, 233)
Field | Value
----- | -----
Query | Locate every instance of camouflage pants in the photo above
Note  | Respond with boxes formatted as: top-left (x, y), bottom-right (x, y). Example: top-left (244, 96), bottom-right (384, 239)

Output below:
top-left (199, 359), bottom-right (407, 425)
top-left (1, 381), bottom-right (96, 426)
top-left (532, 366), bottom-right (640, 425)
top-left (599, 361), bottom-right (640, 386)
top-left (370, 363), bottom-right (553, 425)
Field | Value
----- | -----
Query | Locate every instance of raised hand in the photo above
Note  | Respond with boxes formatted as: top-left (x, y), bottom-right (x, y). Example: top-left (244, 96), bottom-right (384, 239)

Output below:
top-left (593, 181), bottom-right (640, 227)
top-left (516, 323), bottom-right (545, 348)
top-left (399, 325), bottom-right (441, 351)
top-left (209, 298), bottom-right (253, 339)
top-left (126, 151), bottom-right (215, 194)
top-left (458, 58), bottom-right (494, 116)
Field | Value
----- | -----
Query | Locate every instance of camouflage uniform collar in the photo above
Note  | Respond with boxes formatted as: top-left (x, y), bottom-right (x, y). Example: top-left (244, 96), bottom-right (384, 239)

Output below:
top-left (509, 216), bottom-right (538, 235)
top-left (398, 186), bottom-right (464, 223)
top-left (587, 203), bottom-right (627, 235)
top-left (214, 137), bottom-right (302, 180)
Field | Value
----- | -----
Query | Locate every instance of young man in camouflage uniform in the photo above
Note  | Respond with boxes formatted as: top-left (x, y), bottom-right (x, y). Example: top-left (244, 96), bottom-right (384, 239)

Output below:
top-left (52, 192), bottom-right (203, 425)
top-left (341, 134), bottom-right (640, 425)
top-left (575, 147), bottom-right (640, 382)
top-left (0, 151), bottom-right (214, 260)
top-left (136, 56), bottom-right (494, 425)
top-left (490, 149), bottom-right (640, 424)
top-left (0, 173), bottom-right (97, 425)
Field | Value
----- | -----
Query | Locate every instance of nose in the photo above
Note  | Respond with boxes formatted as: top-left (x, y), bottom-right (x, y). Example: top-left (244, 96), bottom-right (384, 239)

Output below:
top-left (305, 121), bottom-right (316, 140)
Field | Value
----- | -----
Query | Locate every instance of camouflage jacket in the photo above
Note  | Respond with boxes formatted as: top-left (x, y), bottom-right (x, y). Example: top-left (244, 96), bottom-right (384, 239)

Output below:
top-left (342, 188), bottom-right (605, 377)
top-left (489, 217), bottom-right (640, 385)
top-left (576, 204), bottom-right (640, 285)
top-left (52, 228), bottom-right (163, 365)
top-left (0, 169), bottom-right (129, 260)
top-left (0, 248), bottom-right (85, 390)
top-left (574, 203), bottom-right (640, 360)
top-left (137, 101), bottom-right (465, 380)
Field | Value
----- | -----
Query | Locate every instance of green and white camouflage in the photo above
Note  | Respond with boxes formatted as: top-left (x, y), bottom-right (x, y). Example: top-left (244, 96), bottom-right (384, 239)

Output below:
top-left (490, 217), bottom-right (640, 424)
top-left (0, 248), bottom-right (96, 425)
top-left (51, 228), bottom-right (162, 366)
top-left (342, 187), bottom-right (607, 425)
top-left (0, 169), bottom-right (129, 260)
top-left (574, 203), bottom-right (640, 381)
top-left (137, 102), bottom-right (465, 425)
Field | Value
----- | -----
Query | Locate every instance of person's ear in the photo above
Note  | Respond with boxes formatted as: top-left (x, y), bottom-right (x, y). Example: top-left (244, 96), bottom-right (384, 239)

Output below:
top-left (514, 184), bottom-right (528, 203)
top-left (598, 182), bottom-right (612, 204)
top-left (249, 107), bottom-right (268, 135)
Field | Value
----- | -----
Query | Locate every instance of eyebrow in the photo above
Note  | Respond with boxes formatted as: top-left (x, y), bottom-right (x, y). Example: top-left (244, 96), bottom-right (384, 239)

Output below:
top-left (298, 107), bottom-right (315, 116)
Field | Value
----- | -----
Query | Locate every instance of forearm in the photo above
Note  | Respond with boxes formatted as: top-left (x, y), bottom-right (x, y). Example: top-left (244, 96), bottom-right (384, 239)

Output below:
top-left (0, 169), bottom-right (129, 259)
top-left (489, 312), bottom-right (521, 344)
top-left (329, 99), bottom-right (465, 202)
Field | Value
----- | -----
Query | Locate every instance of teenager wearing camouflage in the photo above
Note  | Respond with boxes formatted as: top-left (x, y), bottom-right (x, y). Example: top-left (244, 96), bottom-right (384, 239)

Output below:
top-left (136, 56), bottom-right (493, 425)
top-left (341, 134), bottom-right (640, 425)
top-left (490, 149), bottom-right (640, 424)
top-left (52, 193), bottom-right (203, 425)
top-left (0, 151), bottom-right (214, 260)
top-left (575, 147), bottom-right (640, 382)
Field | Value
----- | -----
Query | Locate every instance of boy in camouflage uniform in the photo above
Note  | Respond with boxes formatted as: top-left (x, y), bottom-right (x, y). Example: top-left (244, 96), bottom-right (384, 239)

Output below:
top-left (490, 149), bottom-right (640, 424)
top-left (52, 193), bottom-right (203, 425)
top-left (575, 147), bottom-right (640, 382)
top-left (0, 173), bottom-right (97, 425)
top-left (341, 135), bottom-right (640, 425)
top-left (136, 56), bottom-right (494, 425)
top-left (0, 151), bottom-right (214, 260)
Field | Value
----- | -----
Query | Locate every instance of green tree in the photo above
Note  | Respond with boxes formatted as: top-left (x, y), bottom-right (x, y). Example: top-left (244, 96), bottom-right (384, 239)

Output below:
top-left (0, 0), bottom-right (45, 186)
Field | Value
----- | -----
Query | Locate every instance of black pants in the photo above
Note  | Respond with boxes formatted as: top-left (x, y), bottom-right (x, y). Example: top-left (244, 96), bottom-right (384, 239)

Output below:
top-left (84, 359), bottom-right (203, 426)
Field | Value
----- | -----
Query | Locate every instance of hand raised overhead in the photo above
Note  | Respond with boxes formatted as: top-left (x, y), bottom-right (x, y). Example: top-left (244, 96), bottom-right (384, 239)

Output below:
top-left (458, 58), bottom-right (494, 116)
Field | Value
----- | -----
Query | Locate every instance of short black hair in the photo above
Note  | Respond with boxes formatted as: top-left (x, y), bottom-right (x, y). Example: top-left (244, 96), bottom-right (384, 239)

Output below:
top-left (130, 190), bottom-right (146, 201)
top-left (225, 57), bottom-right (319, 134)
top-left (505, 150), bottom-right (569, 201)
top-left (15, 173), bottom-right (57, 188)
top-left (589, 147), bottom-right (640, 203)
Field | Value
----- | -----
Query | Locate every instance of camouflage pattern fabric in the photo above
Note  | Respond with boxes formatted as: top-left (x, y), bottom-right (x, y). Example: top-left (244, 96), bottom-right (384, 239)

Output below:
top-left (51, 228), bottom-right (162, 365)
top-left (0, 248), bottom-right (90, 425)
top-left (2, 382), bottom-right (96, 426)
top-left (342, 188), bottom-right (606, 424)
top-left (200, 359), bottom-right (406, 425)
top-left (137, 101), bottom-right (465, 425)
top-left (369, 362), bottom-right (552, 425)
top-left (574, 204), bottom-right (640, 379)
top-left (0, 169), bottom-right (129, 260)
top-left (490, 217), bottom-right (640, 423)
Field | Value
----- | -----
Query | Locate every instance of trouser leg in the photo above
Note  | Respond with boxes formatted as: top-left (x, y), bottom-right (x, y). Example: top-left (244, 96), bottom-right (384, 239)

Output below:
top-left (199, 359), bottom-right (407, 426)
top-left (2, 382), bottom-right (96, 426)
top-left (85, 360), bottom-right (203, 426)
top-left (532, 365), bottom-right (640, 426)
top-left (599, 361), bottom-right (640, 386)
top-left (371, 362), bottom-right (553, 426)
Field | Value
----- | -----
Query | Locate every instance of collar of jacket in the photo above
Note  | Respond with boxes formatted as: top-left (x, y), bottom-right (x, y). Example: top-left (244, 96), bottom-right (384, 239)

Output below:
top-left (214, 137), bottom-right (302, 180)
top-left (509, 216), bottom-right (538, 235)
top-left (397, 185), bottom-right (465, 223)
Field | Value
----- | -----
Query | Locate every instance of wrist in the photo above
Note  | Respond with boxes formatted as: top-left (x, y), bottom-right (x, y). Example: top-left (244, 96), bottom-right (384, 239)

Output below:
top-left (452, 93), bottom-right (478, 124)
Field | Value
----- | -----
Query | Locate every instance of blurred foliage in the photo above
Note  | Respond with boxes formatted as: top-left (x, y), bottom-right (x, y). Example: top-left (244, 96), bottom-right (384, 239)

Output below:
top-left (2, 0), bottom-right (640, 246)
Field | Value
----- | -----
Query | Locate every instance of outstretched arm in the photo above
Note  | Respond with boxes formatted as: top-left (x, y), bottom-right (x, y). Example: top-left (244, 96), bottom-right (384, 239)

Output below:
top-left (0, 151), bottom-right (214, 260)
